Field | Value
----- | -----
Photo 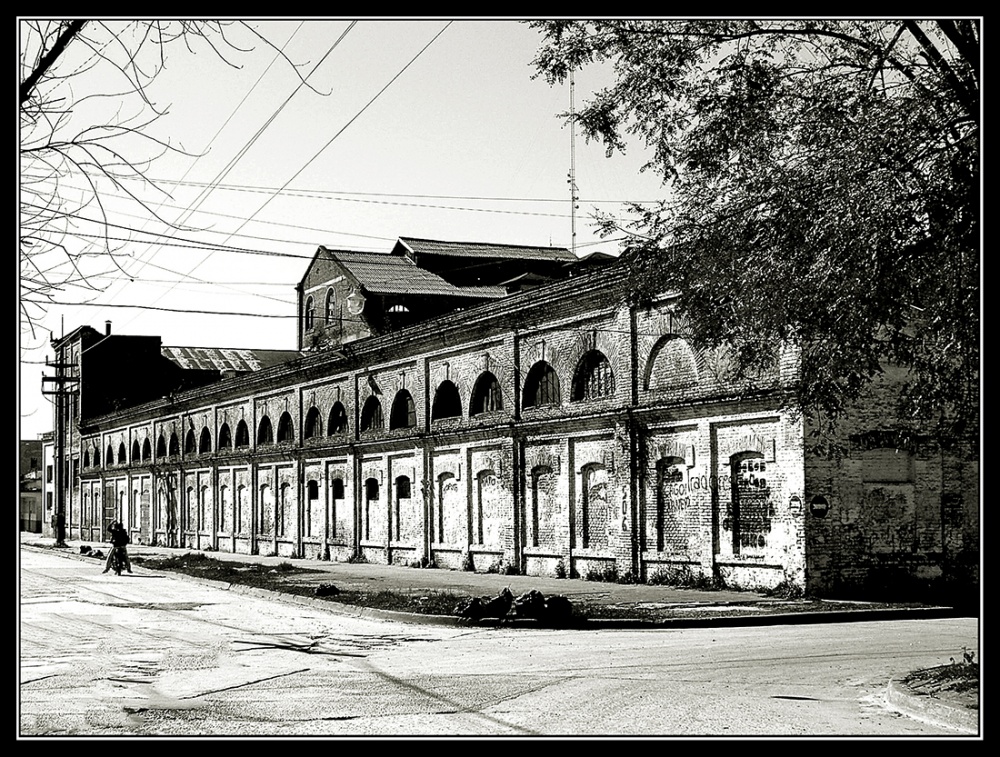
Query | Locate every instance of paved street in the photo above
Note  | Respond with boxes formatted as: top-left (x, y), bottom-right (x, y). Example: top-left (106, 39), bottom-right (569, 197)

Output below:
top-left (19, 545), bottom-right (979, 737)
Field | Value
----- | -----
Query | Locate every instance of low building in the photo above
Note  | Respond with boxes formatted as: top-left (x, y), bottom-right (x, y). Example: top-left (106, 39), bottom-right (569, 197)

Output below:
top-left (19, 439), bottom-right (43, 533)
top-left (44, 237), bottom-right (979, 599)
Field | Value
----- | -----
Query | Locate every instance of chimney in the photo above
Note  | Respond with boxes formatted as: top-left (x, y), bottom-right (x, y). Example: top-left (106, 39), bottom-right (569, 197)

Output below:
top-left (105, 320), bottom-right (112, 336)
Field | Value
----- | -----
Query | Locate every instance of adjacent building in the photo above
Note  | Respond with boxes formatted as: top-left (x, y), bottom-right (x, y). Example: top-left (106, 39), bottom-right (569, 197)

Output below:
top-left (43, 237), bottom-right (979, 598)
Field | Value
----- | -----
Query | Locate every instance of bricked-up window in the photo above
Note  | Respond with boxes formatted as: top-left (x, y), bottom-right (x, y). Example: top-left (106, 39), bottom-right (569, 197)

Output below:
top-left (131, 440), bottom-right (140, 463)
top-left (360, 396), bottom-right (384, 432)
top-left (330, 477), bottom-right (345, 539)
top-left (218, 423), bottom-right (232, 450)
top-left (729, 453), bottom-right (771, 555)
top-left (169, 433), bottom-right (180, 457)
top-left (646, 336), bottom-right (698, 391)
top-left (394, 475), bottom-right (411, 540)
top-left (306, 479), bottom-right (320, 537)
top-left (304, 296), bottom-right (315, 331)
top-left (572, 351), bottom-right (615, 401)
top-left (117, 443), bottom-right (127, 465)
top-left (470, 372), bottom-right (503, 415)
top-left (235, 420), bottom-right (250, 448)
top-left (304, 407), bottom-right (322, 439)
top-left (325, 289), bottom-right (336, 323)
top-left (653, 457), bottom-right (688, 552)
top-left (199, 427), bottom-right (212, 455)
top-left (390, 390), bottom-right (417, 430)
top-left (523, 361), bottom-right (561, 409)
top-left (257, 416), bottom-right (274, 445)
top-left (184, 429), bottom-right (196, 455)
top-left (432, 380), bottom-right (462, 420)
top-left (530, 465), bottom-right (555, 547)
top-left (328, 402), bottom-right (348, 435)
top-left (277, 412), bottom-right (294, 443)
top-left (581, 464), bottom-right (609, 550)
top-left (156, 436), bottom-right (166, 459)
top-left (219, 485), bottom-right (228, 533)
top-left (278, 482), bottom-right (291, 537)
top-left (199, 485), bottom-right (209, 532)
top-left (142, 439), bottom-right (151, 462)
top-left (364, 478), bottom-right (379, 540)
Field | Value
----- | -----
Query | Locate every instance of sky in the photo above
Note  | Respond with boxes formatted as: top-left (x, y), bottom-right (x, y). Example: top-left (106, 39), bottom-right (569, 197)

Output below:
top-left (19, 19), bottom-right (668, 441)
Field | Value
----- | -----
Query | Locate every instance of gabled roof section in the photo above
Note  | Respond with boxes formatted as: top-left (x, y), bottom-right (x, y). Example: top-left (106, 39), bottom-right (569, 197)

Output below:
top-left (329, 249), bottom-right (507, 299)
top-left (160, 346), bottom-right (301, 372)
top-left (393, 237), bottom-right (577, 263)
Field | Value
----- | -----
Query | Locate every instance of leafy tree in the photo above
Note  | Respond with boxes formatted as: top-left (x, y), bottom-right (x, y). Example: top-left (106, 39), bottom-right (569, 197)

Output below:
top-left (19, 20), bottom-right (316, 342)
top-left (529, 20), bottom-right (979, 441)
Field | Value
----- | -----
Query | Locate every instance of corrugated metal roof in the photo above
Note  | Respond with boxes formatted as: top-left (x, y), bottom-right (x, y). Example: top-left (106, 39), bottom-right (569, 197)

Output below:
top-left (331, 250), bottom-right (506, 298)
top-left (396, 237), bottom-right (577, 263)
top-left (160, 346), bottom-right (301, 372)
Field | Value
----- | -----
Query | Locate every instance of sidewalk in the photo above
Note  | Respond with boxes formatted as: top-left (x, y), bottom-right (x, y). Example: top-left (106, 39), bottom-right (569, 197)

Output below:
top-left (19, 532), bottom-right (962, 626)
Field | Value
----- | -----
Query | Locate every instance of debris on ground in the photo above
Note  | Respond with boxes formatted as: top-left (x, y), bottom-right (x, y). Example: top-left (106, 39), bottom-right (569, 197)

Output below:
top-left (454, 586), bottom-right (514, 621)
top-left (315, 583), bottom-right (340, 597)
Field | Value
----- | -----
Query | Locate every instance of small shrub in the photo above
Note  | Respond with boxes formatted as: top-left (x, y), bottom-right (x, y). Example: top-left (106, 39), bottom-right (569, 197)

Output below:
top-left (647, 564), bottom-right (718, 590)
top-left (763, 579), bottom-right (805, 600)
top-left (461, 551), bottom-right (475, 572)
top-left (585, 564), bottom-right (618, 583)
top-left (275, 561), bottom-right (295, 573)
top-left (503, 562), bottom-right (520, 576)
top-left (554, 559), bottom-right (567, 579)
top-left (346, 550), bottom-right (368, 564)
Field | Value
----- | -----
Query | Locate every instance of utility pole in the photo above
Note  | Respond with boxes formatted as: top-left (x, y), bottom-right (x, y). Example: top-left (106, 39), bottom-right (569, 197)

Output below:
top-left (568, 70), bottom-right (579, 257)
top-left (42, 354), bottom-right (79, 547)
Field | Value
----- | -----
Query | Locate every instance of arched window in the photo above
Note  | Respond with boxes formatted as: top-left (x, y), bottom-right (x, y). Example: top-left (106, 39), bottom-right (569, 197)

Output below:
top-left (83, 449), bottom-right (90, 468)
top-left (324, 289), bottom-right (336, 323)
top-left (360, 396), bottom-right (383, 432)
top-left (93, 446), bottom-right (101, 467)
top-left (390, 390), bottom-right (416, 430)
top-left (277, 411), bottom-right (294, 443)
top-left (304, 407), bottom-right (322, 439)
top-left (257, 416), bottom-right (273, 445)
top-left (572, 350), bottom-right (615, 401)
top-left (218, 423), bottom-right (232, 450)
top-left (156, 435), bottom-right (166, 459)
top-left (199, 427), bottom-right (212, 455)
top-left (168, 433), bottom-right (180, 457)
top-left (106, 444), bottom-right (115, 466)
top-left (117, 443), bottom-right (126, 465)
top-left (184, 428), bottom-right (196, 454)
top-left (431, 380), bottom-right (462, 420)
top-left (523, 361), bottom-right (561, 409)
top-left (328, 402), bottom-right (348, 435)
top-left (304, 296), bottom-right (315, 331)
top-left (470, 371), bottom-right (503, 415)
top-left (131, 440), bottom-right (140, 463)
top-left (142, 439), bottom-right (151, 462)
top-left (235, 420), bottom-right (250, 447)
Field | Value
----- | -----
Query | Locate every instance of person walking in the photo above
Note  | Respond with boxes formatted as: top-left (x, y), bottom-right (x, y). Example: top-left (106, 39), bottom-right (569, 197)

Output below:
top-left (102, 521), bottom-right (132, 574)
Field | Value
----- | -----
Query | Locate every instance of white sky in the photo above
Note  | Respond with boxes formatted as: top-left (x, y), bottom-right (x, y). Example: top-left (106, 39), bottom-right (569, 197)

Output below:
top-left (19, 19), bottom-right (668, 440)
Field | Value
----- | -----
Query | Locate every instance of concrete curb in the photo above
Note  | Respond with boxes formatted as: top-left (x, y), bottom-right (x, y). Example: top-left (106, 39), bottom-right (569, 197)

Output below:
top-left (885, 679), bottom-right (979, 735)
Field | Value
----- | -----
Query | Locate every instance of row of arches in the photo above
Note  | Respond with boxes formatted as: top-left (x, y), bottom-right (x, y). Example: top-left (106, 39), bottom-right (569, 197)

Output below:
top-left (85, 351), bottom-right (621, 469)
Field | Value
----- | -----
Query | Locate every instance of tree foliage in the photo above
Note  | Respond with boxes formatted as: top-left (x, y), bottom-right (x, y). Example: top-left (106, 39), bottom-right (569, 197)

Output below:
top-left (19, 20), bottom-right (315, 344)
top-left (529, 20), bottom-right (979, 441)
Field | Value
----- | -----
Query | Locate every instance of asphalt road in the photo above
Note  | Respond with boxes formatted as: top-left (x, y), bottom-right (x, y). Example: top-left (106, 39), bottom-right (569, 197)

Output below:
top-left (19, 546), bottom-right (978, 737)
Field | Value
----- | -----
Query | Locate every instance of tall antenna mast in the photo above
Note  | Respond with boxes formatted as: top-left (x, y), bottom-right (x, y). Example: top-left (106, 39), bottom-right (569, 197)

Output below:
top-left (568, 70), bottom-right (579, 256)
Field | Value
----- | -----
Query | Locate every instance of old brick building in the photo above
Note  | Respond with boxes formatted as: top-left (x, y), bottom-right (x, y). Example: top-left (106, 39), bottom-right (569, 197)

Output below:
top-left (45, 237), bottom-right (979, 598)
